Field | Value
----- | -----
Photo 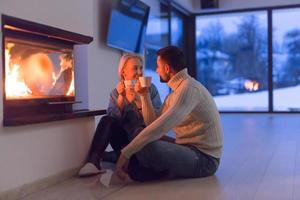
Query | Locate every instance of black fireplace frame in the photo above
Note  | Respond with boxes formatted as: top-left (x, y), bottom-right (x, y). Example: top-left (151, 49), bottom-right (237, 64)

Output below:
top-left (1, 14), bottom-right (105, 126)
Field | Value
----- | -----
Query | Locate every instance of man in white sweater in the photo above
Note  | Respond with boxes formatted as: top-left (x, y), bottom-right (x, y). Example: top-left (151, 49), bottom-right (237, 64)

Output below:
top-left (116, 46), bottom-right (223, 182)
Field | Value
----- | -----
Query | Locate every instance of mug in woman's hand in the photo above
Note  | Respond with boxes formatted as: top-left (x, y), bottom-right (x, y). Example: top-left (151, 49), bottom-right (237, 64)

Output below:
top-left (124, 80), bottom-right (136, 89)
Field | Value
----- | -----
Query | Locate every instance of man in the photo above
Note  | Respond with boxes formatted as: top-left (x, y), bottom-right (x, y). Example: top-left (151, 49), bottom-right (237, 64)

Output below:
top-left (116, 46), bottom-right (223, 182)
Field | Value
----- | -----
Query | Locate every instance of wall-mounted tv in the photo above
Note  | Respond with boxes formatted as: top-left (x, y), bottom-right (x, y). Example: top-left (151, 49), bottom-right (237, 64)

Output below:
top-left (107, 0), bottom-right (150, 53)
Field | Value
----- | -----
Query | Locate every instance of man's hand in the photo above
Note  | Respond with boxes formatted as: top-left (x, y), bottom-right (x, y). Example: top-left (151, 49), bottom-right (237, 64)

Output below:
top-left (134, 80), bottom-right (148, 95)
top-left (116, 153), bottom-right (130, 182)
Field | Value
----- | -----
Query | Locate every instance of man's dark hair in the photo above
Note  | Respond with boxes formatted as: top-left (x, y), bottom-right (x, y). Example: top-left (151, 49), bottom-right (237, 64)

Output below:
top-left (157, 46), bottom-right (185, 72)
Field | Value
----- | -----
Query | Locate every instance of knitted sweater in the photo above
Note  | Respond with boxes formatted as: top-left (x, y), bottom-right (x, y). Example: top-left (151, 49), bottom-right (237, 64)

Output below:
top-left (122, 69), bottom-right (223, 159)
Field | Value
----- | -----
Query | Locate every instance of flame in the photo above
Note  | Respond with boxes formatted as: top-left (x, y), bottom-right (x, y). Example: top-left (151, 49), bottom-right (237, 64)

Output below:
top-left (22, 53), bottom-right (55, 95)
top-left (244, 80), bottom-right (259, 91)
top-left (5, 42), bottom-right (75, 99)
top-left (66, 71), bottom-right (75, 96)
top-left (5, 45), bottom-right (32, 98)
top-left (52, 72), bottom-right (57, 86)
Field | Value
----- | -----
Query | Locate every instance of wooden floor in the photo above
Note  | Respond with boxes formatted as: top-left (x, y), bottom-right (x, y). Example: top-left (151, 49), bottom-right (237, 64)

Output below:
top-left (21, 114), bottom-right (300, 200)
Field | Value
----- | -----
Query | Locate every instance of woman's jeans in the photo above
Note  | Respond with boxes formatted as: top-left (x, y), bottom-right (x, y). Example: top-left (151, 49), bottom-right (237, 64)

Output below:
top-left (87, 115), bottom-right (128, 169)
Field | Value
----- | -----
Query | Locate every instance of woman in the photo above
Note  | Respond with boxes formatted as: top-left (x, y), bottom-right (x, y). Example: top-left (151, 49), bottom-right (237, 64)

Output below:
top-left (78, 53), bottom-right (161, 177)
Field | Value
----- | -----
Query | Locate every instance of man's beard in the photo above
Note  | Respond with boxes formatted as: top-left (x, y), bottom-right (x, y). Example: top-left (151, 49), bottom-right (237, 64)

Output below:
top-left (159, 74), bottom-right (170, 83)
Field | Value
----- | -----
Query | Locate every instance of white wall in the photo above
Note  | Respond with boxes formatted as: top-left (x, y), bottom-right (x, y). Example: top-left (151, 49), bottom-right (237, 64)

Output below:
top-left (87, 0), bottom-right (121, 111)
top-left (0, 0), bottom-right (120, 193)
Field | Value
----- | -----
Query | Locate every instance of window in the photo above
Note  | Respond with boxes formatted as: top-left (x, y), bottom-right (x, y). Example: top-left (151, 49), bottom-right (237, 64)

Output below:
top-left (196, 11), bottom-right (268, 111)
top-left (143, 1), bottom-right (187, 102)
top-left (144, 2), bottom-right (169, 102)
top-left (273, 8), bottom-right (300, 111)
top-left (171, 9), bottom-right (185, 49)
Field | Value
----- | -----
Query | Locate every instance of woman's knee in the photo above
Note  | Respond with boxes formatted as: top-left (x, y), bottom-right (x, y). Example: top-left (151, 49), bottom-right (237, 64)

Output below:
top-left (99, 115), bottom-right (118, 126)
top-left (96, 116), bottom-right (121, 131)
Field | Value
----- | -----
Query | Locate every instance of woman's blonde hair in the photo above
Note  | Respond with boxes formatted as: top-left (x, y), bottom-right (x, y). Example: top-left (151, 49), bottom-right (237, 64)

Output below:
top-left (118, 53), bottom-right (143, 80)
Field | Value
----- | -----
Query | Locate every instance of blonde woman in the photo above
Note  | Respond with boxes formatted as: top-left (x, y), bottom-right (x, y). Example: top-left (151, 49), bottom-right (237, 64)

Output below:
top-left (79, 53), bottom-right (161, 177)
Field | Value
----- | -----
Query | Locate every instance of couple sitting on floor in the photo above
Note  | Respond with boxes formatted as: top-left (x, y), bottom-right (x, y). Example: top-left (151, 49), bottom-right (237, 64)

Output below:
top-left (79, 46), bottom-right (223, 182)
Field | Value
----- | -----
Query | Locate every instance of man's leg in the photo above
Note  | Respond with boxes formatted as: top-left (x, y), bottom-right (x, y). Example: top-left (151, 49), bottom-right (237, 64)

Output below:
top-left (128, 140), bottom-right (219, 181)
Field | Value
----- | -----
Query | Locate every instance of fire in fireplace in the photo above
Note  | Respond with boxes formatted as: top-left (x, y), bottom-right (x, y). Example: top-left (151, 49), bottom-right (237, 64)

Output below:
top-left (5, 39), bottom-right (75, 99)
top-left (2, 14), bottom-right (93, 126)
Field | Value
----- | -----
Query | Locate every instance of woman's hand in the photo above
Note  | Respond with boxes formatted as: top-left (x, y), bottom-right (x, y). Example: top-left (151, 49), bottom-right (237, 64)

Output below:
top-left (125, 88), bottom-right (136, 103)
top-left (116, 81), bottom-right (125, 96)
top-left (116, 81), bottom-right (125, 109)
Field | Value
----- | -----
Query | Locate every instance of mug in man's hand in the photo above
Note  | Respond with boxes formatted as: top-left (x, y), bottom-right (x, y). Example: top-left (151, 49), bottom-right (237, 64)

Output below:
top-left (139, 76), bottom-right (152, 87)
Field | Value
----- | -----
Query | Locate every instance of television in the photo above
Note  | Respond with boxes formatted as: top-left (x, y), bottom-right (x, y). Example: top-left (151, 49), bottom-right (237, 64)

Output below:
top-left (107, 0), bottom-right (150, 53)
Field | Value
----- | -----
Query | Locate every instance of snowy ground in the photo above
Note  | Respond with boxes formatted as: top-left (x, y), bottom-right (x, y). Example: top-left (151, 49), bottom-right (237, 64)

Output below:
top-left (214, 85), bottom-right (300, 111)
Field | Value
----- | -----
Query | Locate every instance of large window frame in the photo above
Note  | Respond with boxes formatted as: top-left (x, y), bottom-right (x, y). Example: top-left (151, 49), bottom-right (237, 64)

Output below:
top-left (193, 4), bottom-right (300, 113)
top-left (143, 0), bottom-right (190, 102)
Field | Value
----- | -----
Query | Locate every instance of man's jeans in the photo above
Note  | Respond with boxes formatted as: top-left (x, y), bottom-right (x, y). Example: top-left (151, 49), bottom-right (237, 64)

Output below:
top-left (128, 140), bottom-right (220, 182)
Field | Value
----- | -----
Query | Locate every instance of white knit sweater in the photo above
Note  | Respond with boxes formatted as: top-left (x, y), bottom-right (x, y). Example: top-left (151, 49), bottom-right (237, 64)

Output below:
top-left (122, 69), bottom-right (223, 159)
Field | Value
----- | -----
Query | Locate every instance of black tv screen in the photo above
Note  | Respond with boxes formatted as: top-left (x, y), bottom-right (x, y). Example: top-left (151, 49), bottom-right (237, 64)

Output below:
top-left (107, 0), bottom-right (150, 53)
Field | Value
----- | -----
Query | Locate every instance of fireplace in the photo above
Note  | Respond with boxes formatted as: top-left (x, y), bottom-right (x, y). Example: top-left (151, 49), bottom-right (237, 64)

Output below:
top-left (2, 15), bottom-right (98, 126)
top-left (5, 38), bottom-right (75, 99)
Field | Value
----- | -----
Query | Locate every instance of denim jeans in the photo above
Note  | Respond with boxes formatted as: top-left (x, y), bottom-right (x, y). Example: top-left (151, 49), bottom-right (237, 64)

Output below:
top-left (87, 115), bottom-right (129, 169)
top-left (128, 140), bottom-right (220, 182)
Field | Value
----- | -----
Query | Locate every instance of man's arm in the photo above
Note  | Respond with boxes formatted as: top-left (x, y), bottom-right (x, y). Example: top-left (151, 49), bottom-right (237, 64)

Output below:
top-left (138, 84), bottom-right (162, 125)
top-left (140, 93), bottom-right (158, 125)
top-left (122, 84), bottom-right (199, 159)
